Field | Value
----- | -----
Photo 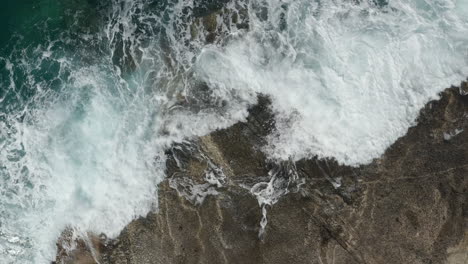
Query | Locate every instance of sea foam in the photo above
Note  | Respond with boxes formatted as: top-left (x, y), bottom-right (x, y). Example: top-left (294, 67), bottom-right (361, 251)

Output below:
top-left (1, 0), bottom-right (468, 263)
top-left (197, 0), bottom-right (468, 165)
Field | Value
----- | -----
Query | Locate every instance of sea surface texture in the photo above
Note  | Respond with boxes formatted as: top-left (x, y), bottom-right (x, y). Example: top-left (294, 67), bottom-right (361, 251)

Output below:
top-left (0, 0), bottom-right (467, 263)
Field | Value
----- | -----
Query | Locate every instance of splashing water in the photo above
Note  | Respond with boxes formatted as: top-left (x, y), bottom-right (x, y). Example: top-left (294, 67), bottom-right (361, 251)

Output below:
top-left (0, 0), bottom-right (250, 262)
top-left (0, 0), bottom-right (467, 262)
top-left (197, 0), bottom-right (468, 165)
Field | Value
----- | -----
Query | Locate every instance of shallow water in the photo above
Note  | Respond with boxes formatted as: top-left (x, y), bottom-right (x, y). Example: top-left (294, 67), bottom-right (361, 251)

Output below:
top-left (0, 0), bottom-right (467, 263)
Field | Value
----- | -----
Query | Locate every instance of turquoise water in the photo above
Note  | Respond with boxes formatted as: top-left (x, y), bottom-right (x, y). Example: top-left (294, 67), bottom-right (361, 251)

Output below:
top-left (0, 0), bottom-right (102, 113)
top-left (0, 1), bottom-right (249, 262)
top-left (0, 0), bottom-right (59, 46)
top-left (1, 0), bottom-right (467, 263)
top-left (0, 1), bottom-right (167, 262)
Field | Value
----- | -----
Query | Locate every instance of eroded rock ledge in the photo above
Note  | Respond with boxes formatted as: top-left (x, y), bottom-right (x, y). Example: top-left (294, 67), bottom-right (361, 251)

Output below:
top-left (55, 84), bottom-right (468, 264)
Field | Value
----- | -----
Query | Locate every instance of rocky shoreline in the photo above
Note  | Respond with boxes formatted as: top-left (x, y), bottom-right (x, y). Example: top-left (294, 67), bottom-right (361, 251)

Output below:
top-left (55, 83), bottom-right (468, 264)
top-left (53, 2), bottom-right (468, 263)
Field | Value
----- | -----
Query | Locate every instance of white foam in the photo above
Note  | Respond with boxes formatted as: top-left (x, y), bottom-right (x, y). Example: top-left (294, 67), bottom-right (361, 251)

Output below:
top-left (443, 128), bottom-right (464, 140)
top-left (0, 1), bottom-right (253, 262)
top-left (1, 0), bottom-right (468, 262)
top-left (196, 0), bottom-right (468, 165)
top-left (0, 66), bottom-right (167, 262)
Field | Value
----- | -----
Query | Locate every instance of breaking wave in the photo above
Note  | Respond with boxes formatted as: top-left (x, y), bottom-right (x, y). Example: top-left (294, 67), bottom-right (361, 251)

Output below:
top-left (197, 0), bottom-right (468, 164)
top-left (0, 0), bottom-right (466, 262)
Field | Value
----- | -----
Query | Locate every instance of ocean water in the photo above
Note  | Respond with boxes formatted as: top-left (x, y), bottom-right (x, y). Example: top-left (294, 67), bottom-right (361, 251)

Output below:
top-left (0, 0), bottom-right (467, 262)
top-left (198, 0), bottom-right (468, 164)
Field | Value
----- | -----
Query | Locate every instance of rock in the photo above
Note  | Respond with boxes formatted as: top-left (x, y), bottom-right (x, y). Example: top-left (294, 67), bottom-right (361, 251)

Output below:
top-left (189, 2), bottom-right (249, 44)
top-left (56, 86), bottom-right (468, 264)
top-left (54, 229), bottom-right (108, 264)
top-left (459, 80), bottom-right (468, 96)
top-left (447, 231), bottom-right (468, 264)
top-left (53, 1), bottom-right (468, 262)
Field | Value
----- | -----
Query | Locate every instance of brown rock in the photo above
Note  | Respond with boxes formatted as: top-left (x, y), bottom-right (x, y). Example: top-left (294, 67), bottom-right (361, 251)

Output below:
top-left (55, 229), bottom-right (107, 264)
top-left (55, 86), bottom-right (468, 264)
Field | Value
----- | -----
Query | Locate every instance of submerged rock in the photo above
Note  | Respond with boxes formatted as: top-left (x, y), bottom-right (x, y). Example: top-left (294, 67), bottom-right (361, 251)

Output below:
top-left (55, 86), bottom-right (468, 264)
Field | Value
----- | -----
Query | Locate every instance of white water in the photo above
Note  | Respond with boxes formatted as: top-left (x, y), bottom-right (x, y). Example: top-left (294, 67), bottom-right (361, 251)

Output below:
top-left (197, 0), bottom-right (468, 165)
top-left (1, 65), bottom-right (165, 261)
top-left (0, 1), bottom-right (251, 262)
top-left (0, 0), bottom-right (467, 263)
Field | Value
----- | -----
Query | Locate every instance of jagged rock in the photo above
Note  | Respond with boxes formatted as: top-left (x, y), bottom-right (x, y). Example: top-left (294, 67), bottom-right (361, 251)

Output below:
top-left (56, 86), bottom-right (468, 264)
top-left (53, 1), bottom-right (468, 262)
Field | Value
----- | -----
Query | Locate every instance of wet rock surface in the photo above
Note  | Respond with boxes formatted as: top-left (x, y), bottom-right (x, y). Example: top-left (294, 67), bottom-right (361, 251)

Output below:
top-left (56, 85), bottom-right (468, 264)
top-left (54, 4), bottom-right (468, 263)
